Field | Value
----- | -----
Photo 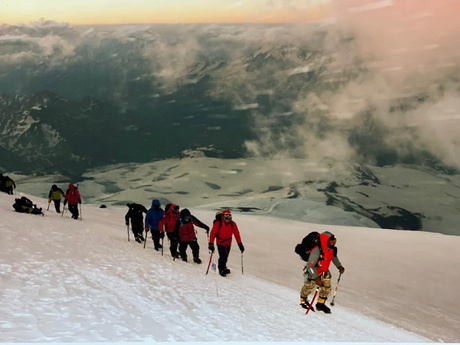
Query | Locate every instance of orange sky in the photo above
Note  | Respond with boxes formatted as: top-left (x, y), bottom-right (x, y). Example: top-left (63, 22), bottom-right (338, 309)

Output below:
top-left (0, 0), bottom-right (334, 25)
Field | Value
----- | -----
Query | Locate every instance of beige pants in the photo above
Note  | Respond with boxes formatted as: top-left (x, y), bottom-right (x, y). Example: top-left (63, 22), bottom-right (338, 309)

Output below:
top-left (300, 269), bottom-right (332, 302)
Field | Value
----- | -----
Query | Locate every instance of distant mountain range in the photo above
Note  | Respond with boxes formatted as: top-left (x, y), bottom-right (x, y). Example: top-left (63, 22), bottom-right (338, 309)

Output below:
top-left (1, 23), bottom-right (459, 234)
top-left (0, 89), bottom-right (254, 175)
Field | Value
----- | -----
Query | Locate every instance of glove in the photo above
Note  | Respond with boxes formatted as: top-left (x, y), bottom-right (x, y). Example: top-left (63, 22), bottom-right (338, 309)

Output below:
top-left (314, 276), bottom-right (323, 287)
top-left (145, 226), bottom-right (149, 232)
top-left (48, 198), bottom-right (51, 203)
top-left (339, 266), bottom-right (345, 274)
top-left (78, 199), bottom-right (81, 204)
top-left (125, 221), bottom-right (129, 226)
top-left (206, 229), bottom-right (210, 236)
top-left (208, 243), bottom-right (215, 252)
top-left (238, 243), bottom-right (245, 253)
top-left (160, 232), bottom-right (165, 239)
top-left (63, 200), bottom-right (67, 206)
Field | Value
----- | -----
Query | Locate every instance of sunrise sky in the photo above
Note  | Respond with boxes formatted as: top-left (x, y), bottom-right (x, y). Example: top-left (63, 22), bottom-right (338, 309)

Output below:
top-left (0, 0), bottom-right (334, 25)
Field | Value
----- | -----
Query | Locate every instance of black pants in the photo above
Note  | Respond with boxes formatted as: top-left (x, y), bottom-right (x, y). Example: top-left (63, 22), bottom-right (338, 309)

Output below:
top-left (52, 199), bottom-right (61, 213)
top-left (167, 232), bottom-right (179, 257)
top-left (68, 204), bottom-right (79, 219)
top-left (132, 225), bottom-right (144, 240)
top-left (179, 239), bottom-right (200, 260)
top-left (151, 230), bottom-right (162, 250)
top-left (217, 244), bottom-right (231, 271)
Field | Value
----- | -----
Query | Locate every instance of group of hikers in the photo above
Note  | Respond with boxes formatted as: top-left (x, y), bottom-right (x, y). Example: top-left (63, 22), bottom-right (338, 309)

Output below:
top-left (126, 199), bottom-right (345, 313)
top-left (48, 183), bottom-right (82, 219)
top-left (125, 201), bottom-right (245, 277)
top-left (3, 176), bottom-right (345, 314)
top-left (7, 181), bottom-right (82, 219)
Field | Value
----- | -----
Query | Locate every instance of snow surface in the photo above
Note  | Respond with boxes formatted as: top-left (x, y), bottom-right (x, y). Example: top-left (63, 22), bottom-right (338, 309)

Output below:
top-left (1, 191), bottom-right (459, 343)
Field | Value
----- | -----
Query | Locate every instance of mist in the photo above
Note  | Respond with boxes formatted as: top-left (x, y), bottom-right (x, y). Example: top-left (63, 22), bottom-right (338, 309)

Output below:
top-left (1, 1), bottom-right (459, 171)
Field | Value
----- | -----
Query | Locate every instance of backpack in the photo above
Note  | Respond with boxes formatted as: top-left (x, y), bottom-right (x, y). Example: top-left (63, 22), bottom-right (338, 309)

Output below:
top-left (295, 232), bottom-right (321, 262)
top-left (13, 197), bottom-right (42, 215)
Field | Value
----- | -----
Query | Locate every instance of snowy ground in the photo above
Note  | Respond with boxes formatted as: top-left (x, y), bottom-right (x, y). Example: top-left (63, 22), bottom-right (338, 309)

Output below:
top-left (1, 191), bottom-right (459, 343)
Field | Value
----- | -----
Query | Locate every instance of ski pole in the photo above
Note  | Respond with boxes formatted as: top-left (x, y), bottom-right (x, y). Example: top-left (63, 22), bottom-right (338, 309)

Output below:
top-left (241, 253), bottom-right (244, 275)
top-left (306, 286), bottom-right (320, 315)
top-left (330, 273), bottom-right (342, 307)
top-left (206, 250), bottom-right (214, 275)
top-left (127, 224), bottom-right (130, 242)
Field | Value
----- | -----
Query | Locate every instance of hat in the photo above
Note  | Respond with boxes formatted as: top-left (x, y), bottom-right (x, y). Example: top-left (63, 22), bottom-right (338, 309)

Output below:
top-left (222, 210), bottom-right (232, 216)
top-left (152, 199), bottom-right (160, 207)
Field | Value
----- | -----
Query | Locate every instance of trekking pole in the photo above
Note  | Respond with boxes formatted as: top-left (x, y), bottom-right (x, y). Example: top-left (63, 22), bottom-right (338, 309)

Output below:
top-left (61, 205), bottom-right (66, 217)
top-left (330, 273), bottom-right (342, 307)
top-left (241, 253), bottom-right (244, 275)
top-left (79, 204), bottom-right (83, 221)
top-left (161, 235), bottom-right (164, 256)
top-left (306, 286), bottom-right (320, 315)
top-left (143, 228), bottom-right (148, 249)
top-left (47, 201), bottom-right (50, 211)
top-left (127, 224), bottom-right (130, 242)
top-left (206, 250), bottom-right (214, 275)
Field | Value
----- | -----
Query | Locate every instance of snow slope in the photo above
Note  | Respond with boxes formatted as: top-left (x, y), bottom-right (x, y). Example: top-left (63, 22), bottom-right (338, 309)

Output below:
top-left (1, 191), bottom-right (458, 342)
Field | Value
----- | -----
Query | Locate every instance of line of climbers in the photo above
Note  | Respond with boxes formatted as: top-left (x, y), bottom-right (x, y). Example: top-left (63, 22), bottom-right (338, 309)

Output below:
top-left (125, 199), bottom-right (345, 313)
top-left (4, 179), bottom-right (345, 313)
top-left (46, 184), bottom-right (82, 219)
top-left (9, 183), bottom-right (82, 218)
top-left (125, 200), bottom-right (244, 277)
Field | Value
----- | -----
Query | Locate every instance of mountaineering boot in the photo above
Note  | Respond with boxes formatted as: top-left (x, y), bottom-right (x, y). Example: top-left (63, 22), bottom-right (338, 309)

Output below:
top-left (182, 256), bottom-right (188, 262)
top-left (219, 269), bottom-right (227, 277)
top-left (223, 267), bottom-right (231, 275)
top-left (193, 257), bottom-right (202, 264)
top-left (300, 297), bottom-right (315, 312)
top-left (135, 237), bottom-right (142, 243)
top-left (316, 297), bottom-right (331, 314)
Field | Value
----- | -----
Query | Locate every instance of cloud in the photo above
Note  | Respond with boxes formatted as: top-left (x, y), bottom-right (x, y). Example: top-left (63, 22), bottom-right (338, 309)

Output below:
top-left (0, 19), bottom-right (76, 66)
top-left (0, 19), bottom-right (458, 171)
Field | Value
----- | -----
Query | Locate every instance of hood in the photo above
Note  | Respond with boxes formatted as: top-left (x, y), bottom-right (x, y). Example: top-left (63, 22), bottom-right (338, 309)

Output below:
top-left (180, 209), bottom-right (191, 222)
top-left (320, 231), bottom-right (336, 249)
top-left (169, 204), bottom-right (179, 214)
top-left (152, 199), bottom-right (160, 207)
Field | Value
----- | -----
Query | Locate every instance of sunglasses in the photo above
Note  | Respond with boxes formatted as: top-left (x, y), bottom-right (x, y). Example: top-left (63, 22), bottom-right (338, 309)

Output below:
top-left (224, 215), bottom-right (232, 220)
top-left (328, 239), bottom-right (336, 246)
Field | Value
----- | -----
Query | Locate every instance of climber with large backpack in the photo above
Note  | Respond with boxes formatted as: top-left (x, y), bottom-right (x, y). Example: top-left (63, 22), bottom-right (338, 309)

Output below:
top-left (295, 231), bottom-right (345, 314)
